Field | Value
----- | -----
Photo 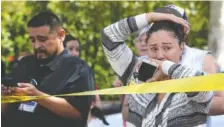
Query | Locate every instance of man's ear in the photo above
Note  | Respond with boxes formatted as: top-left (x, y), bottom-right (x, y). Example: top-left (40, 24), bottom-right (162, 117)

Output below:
top-left (58, 29), bottom-right (65, 42)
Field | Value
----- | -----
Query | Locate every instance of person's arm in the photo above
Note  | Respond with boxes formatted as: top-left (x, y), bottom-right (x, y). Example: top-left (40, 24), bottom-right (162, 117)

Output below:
top-left (202, 54), bottom-right (217, 74)
top-left (209, 91), bottom-right (224, 115)
top-left (122, 95), bottom-right (129, 121)
top-left (36, 92), bottom-right (81, 119)
top-left (101, 13), bottom-right (147, 85)
top-left (161, 60), bottom-right (213, 103)
top-left (151, 54), bottom-right (217, 104)
top-left (202, 54), bottom-right (224, 115)
top-left (146, 59), bottom-right (213, 103)
top-left (14, 83), bottom-right (82, 119)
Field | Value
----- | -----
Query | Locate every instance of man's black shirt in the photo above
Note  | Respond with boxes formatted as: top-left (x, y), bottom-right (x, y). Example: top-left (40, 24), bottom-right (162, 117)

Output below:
top-left (3, 50), bottom-right (94, 127)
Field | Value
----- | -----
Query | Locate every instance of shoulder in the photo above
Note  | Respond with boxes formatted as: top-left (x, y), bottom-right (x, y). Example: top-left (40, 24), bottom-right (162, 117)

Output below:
top-left (185, 45), bottom-right (209, 56)
top-left (61, 56), bottom-right (95, 90)
top-left (183, 45), bottom-right (211, 65)
top-left (61, 55), bottom-right (90, 69)
top-left (60, 55), bottom-right (93, 76)
top-left (202, 54), bottom-right (218, 73)
top-left (187, 46), bottom-right (217, 73)
top-left (14, 55), bottom-right (36, 69)
top-left (19, 55), bottom-right (36, 63)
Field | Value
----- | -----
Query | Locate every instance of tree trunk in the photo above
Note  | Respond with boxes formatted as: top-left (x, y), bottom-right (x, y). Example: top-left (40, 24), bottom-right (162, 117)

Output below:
top-left (208, 1), bottom-right (224, 69)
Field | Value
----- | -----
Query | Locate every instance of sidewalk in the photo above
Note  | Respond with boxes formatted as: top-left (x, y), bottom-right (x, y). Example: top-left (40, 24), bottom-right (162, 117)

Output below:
top-left (88, 113), bottom-right (123, 127)
top-left (208, 115), bottom-right (224, 127)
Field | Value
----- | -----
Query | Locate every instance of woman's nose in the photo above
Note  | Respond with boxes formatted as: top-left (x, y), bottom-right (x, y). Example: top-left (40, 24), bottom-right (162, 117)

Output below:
top-left (156, 50), bottom-right (165, 61)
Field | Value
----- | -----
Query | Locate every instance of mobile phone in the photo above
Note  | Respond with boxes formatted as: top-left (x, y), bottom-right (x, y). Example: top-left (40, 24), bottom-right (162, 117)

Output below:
top-left (1, 77), bottom-right (18, 87)
top-left (138, 59), bottom-right (157, 82)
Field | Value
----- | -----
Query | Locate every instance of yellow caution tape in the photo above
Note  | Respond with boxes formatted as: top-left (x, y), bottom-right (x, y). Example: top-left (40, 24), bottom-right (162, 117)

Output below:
top-left (2, 73), bottom-right (224, 103)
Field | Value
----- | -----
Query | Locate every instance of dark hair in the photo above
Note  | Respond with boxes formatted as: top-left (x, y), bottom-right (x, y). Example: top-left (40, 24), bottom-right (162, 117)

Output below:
top-left (146, 20), bottom-right (185, 45)
top-left (63, 34), bottom-right (80, 47)
top-left (27, 11), bottom-right (61, 30)
top-left (63, 34), bottom-right (81, 56)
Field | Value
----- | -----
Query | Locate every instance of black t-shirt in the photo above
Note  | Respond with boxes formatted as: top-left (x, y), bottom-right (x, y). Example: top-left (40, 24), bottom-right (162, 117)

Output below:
top-left (2, 50), bottom-right (94, 127)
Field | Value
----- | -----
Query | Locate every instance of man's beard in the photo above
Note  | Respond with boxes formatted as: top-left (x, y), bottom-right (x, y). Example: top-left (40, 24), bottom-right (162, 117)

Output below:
top-left (34, 49), bottom-right (57, 65)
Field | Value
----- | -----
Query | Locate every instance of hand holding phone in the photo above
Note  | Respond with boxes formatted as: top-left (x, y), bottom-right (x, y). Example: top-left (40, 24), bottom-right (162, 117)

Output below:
top-left (138, 59), bottom-right (158, 82)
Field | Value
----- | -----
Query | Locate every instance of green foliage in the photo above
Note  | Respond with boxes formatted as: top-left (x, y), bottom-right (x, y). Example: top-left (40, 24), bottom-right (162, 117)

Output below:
top-left (1, 1), bottom-right (210, 100)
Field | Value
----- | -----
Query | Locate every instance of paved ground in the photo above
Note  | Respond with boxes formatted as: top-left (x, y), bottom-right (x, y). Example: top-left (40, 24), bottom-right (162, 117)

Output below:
top-left (208, 115), bottom-right (224, 127)
top-left (88, 113), bottom-right (122, 127)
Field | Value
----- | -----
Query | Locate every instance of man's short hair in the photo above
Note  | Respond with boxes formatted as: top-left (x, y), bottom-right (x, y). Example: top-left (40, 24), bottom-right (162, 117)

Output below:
top-left (27, 11), bottom-right (61, 30)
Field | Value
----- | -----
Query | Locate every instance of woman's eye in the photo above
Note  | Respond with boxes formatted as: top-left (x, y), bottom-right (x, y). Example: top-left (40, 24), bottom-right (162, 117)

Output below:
top-left (151, 48), bottom-right (157, 51)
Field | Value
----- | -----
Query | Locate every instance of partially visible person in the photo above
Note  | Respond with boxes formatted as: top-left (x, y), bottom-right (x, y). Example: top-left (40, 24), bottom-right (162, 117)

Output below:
top-left (181, 44), bottom-right (224, 116)
top-left (1, 59), bottom-right (6, 77)
top-left (165, 4), bottom-right (224, 121)
top-left (63, 34), bottom-right (101, 107)
top-left (2, 11), bottom-right (94, 127)
top-left (64, 34), bottom-right (105, 125)
top-left (133, 26), bottom-right (149, 57)
top-left (63, 34), bottom-right (81, 57)
top-left (209, 91), bottom-right (224, 115)
top-left (208, 64), bottom-right (224, 127)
